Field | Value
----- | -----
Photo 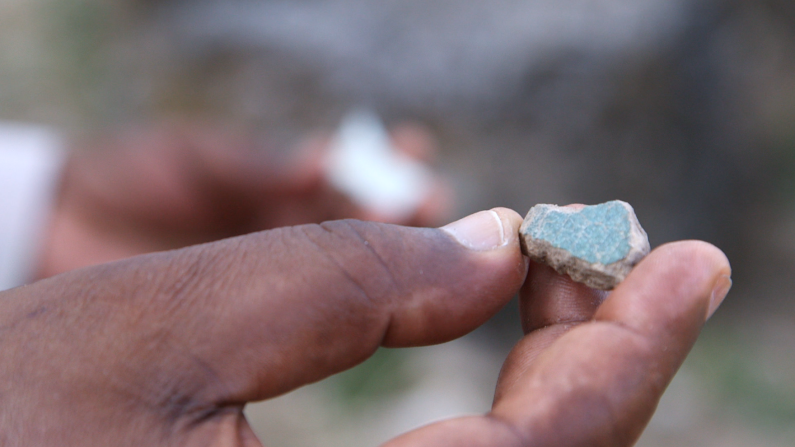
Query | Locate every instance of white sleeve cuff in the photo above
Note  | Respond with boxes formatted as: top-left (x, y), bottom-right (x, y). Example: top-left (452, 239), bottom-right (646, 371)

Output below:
top-left (0, 123), bottom-right (67, 291)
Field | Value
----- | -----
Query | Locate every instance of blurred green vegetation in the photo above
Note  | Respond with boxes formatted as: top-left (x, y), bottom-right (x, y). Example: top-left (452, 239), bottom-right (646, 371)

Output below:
top-left (690, 321), bottom-right (795, 428)
top-left (326, 348), bottom-right (416, 408)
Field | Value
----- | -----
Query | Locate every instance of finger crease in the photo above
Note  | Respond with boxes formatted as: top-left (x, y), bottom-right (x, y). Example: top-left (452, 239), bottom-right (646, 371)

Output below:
top-left (299, 226), bottom-right (372, 304)
top-left (486, 413), bottom-right (530, 447)
top-left (341, 222), bottom-right (402, 295)
top-left (596, 319), bottom-right (650, 343)
top-left (529, 318), bottom-right (592, 334)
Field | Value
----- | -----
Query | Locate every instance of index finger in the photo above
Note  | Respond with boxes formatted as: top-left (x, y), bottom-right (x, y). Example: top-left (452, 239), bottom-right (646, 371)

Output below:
top-left (493, 241), bottom-right (731, 446)
top-left (384, 241), bottom-right (731, 447)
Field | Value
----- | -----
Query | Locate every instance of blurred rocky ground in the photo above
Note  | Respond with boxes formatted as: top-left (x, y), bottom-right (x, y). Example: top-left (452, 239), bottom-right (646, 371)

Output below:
top-left (2, 0), bottom-right (795, 445)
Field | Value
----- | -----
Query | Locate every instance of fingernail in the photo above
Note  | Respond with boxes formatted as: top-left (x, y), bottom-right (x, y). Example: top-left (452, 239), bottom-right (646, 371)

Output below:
top-left (441, 210), bottom-right (507, 251)
top-left (707, 274), bottom-right (732, 320)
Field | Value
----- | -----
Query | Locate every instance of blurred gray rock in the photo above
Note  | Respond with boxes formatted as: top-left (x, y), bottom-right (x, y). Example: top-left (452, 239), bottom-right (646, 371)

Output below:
top-left (164, 0), bottom-right (691, 115)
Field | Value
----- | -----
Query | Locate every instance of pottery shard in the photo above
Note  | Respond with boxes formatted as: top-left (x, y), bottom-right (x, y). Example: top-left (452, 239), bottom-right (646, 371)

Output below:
top-left (519, 200), bottom-right (650, 290)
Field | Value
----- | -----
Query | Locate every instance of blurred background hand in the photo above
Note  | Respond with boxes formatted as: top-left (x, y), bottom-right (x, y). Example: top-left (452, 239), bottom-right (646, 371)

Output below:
top-left (37, 121), bottom-right (450, 278)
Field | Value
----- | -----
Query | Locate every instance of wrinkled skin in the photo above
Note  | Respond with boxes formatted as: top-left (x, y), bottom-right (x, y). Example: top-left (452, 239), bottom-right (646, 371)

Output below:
top-left (0, 124), bottom-right (731, 446)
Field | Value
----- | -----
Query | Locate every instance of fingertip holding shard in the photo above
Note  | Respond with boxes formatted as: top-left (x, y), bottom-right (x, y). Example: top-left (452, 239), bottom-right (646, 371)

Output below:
top-left (519, 200), bottom-right (650, 290)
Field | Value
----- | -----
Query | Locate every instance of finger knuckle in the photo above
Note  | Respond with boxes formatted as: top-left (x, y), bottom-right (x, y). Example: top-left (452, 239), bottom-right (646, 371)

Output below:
top-left (295, 220), bottom-right (404, 307)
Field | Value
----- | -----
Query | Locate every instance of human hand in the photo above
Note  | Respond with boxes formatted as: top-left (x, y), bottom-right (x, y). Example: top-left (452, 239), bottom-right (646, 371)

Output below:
top-left (0, 208), bottom-right (731, 446)
top-left (37, 121), bottom-right (449, 278)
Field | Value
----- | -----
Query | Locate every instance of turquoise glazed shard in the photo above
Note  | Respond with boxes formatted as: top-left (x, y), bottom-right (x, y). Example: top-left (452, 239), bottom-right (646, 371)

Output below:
top-left (520, 200), bottom-right (650, 290)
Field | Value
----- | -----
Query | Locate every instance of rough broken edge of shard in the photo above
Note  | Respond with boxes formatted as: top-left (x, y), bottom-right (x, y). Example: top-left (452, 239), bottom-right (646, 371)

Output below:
top-left (519, 201), bottom-right (650, 290)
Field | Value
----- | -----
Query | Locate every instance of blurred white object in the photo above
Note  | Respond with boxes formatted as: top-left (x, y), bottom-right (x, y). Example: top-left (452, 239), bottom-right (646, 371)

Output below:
top-left (0, 123), bottom-right (66, 291)
top-left (325, 110), bottom-right (433, 222)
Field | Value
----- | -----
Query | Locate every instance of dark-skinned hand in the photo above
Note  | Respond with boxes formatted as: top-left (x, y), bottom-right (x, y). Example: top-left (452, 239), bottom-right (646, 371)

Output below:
top-left (0, 208), bottom-right (731, 446)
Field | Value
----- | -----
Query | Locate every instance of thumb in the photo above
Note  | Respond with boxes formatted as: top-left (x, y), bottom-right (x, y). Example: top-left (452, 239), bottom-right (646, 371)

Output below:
top-left (6, 208), bottom-right (527, 420)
